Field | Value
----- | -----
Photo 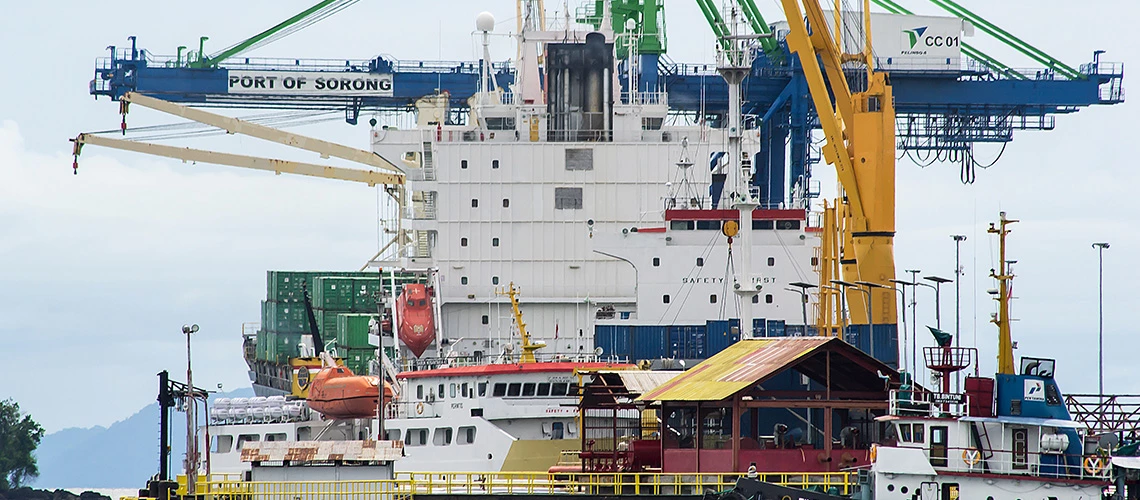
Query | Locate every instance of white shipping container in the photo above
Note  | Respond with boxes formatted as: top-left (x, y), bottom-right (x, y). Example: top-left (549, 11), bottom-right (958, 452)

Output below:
top-left (793, 11), bottom-right (973, 73)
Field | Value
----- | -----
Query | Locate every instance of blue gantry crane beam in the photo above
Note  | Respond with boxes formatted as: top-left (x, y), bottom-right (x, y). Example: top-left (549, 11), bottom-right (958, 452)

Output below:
top-left (87, 0), bottom-right (1124, 206)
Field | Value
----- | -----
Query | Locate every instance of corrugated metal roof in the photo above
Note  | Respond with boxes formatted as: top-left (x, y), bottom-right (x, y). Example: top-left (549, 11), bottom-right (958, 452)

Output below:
top-left (637, 337), bottom-right (833, 402)
top-left (613, 370), bottom-right (683, 394)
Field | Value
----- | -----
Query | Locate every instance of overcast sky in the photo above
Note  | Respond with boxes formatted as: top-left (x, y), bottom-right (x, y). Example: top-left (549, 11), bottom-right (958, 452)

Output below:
top-left (0, 0), bottom-right (1136, 433)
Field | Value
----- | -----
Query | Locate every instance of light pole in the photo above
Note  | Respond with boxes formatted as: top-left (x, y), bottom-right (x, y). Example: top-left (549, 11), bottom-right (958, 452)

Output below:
top-left (951, 235), bottom-right (967, 375)
top-left (831, 281), bottom-right (866, 351)
top-left (890, 279), bottom-right (916, 375)
top-left (856, 281), bottom-right (889, 365)
top-left (787, 282), bottom-right (818, 336)
top-left (905, 269), bottom-right (921, 374)
top-left (1093, 242), bottom-right (1109, 402)
top-left (886, 284), bottom-right (908, 372)
top-left (923, 276), bottom-right (952, 330)
top-left (182, 323), bottom-right (200, 496)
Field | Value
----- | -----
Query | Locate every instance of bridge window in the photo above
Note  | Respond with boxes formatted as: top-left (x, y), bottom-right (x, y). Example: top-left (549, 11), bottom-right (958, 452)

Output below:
top-left (522, 383), bottom-right (536, 396)
top-left (458, 426), bottom-right (477, 445)
top-left (671, 220), bottom-right (695, 230)
top-left (752, 220), bottom-right (774, 230)
top-left (696, 220), bottom-right (721, 230)
top-left (550, 383), bottom-right (569, 396)
top-left (493, 383), bottom-right (507, 397)
top-left (478, 382), bottom-right (488, 396)
top-left (899, 423), bottom-right (913, 442)
top-left (554, 187), bottom-right (583, 209)
top-left (507, 383), bottom-right (522, 397)
top-left (776, 220), bottom-right (800, 230)
top-left (537, 383), bottom-right (551, 396)
top-left (433, 427), bottom-right (453, 446)
top-left (913, 423), bottom-right (924, 443)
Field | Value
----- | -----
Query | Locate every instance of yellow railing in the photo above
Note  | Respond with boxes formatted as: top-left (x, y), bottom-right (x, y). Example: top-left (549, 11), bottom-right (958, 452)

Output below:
top-left (171, 470), bottom-right (856, 500)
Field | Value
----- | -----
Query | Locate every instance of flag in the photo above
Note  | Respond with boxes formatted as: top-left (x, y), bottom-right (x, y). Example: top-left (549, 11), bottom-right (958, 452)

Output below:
top-left (927, 326), bottom-right (953, 347)
top-left (554, 323), bottom-right (559, 339)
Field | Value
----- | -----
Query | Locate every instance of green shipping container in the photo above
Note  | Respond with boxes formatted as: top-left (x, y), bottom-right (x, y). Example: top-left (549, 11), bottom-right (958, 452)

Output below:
top-left (264, 301), bottom-right (308, 334)
top-left (255, 330), bottom-right (269, 361)
top-left (337, 313), bottom-right (376, 348)
top-left (341, 347), bottom-right (375, 375)
top-left (313, 276), bottom-right (356, 310)
top-left (267, 331), bottom-right (307, 363)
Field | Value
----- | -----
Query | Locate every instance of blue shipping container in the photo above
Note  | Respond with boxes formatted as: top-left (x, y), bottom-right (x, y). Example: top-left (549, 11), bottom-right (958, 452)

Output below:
top-left (632, 326), bottom-right (669, 360)
top-left (594, 325), bottom-right (632, 360)
top-left (752, 318), bottom-right (766, 337)
top-left (705, 319), bottom-right (741, 355)
top-left (668, 325), bottom-right (706, 359)
top-left (766, 319), bottom-right (787, 337)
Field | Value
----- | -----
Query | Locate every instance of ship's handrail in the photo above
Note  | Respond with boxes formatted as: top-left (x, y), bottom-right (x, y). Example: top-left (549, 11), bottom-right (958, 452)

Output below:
top-left (170, 470), bottom-right (856, 500)
top-left (908, 443), bottom-right (1113, 482)
top-left (888, 389), bottom-right (970, 418)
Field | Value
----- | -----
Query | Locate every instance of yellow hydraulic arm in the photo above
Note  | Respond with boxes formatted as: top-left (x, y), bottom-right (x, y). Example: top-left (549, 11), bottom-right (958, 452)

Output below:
top-left (780, 0), bottom-right (897, 326)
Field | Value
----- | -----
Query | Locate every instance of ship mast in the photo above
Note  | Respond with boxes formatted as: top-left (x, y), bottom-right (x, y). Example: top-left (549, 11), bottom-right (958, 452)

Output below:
top-left (496, 282), bottom-right (545, 363)
top-left (988, 212), bottom-right (1018, 374)
top-left (717, 8), bottom-right (762, 337)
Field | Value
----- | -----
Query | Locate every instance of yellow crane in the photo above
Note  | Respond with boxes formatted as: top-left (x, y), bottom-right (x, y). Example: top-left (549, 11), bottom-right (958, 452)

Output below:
top-left (495, 282), bottom-right (546, 363)
top-left (780, 0), bottom-right (898, 328)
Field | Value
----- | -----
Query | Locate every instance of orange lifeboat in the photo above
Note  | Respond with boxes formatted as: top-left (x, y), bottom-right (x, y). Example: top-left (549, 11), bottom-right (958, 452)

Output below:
top-left (307, 365), bottom-right (395, 420)
top-left (397, 283), bottom-right (436, 357)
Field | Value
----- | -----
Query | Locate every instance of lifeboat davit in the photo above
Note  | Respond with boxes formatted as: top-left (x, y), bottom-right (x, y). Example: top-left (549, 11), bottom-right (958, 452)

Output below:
top-left (397, 283), bottom-right (436, 357)
top-left (307, 365), bottom-right (395, 420)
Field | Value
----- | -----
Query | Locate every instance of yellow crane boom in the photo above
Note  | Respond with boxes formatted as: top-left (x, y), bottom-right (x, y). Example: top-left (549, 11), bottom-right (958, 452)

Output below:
top-left (780, 0), bottom-right (897, 326)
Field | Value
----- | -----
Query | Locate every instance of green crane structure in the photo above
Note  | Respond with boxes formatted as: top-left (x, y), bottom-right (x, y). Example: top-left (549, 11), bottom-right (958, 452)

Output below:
top-left (188, 0), bottom-right (359, 68)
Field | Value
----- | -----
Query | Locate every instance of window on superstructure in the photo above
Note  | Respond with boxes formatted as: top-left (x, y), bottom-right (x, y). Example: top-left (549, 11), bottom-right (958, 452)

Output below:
top-left (1012, 428), bottom-right (1028, 469)
top-left (461, 383), bottom-right (469, 397)
top-left (492, 237), bottom-right (500, 247)
top-left (663, 295), bottom-right (670, 304)
top-left (471, 199), bottom-right (479, 208)
top-left (522, 383), bottom-right (536, 396)
top-left (450, 383), bottom-right (457, 398)
top-left (507, 383), bottom-right (522, 397)
top-left (767, 257), bottom-right (775, 266)
top-left (266, 433), bottom-right (287, 442)
top-left (551, 421), bottom-right (565, 439)
top-left (710, 295), bottom-right (718, 304)
top-left (438, 384), bottom-right (445, 399)
top-left (550, 383), bottom-right (569, 396)
top-left (407, 428), bottom-right (428, 446)
top-left (537, 383), bottom-right (551, 396)
top-left (930, 426), bottom-right (949, 467)
top-left (493, 383), bottom-right (507, 397)
top-left (458, 426), bottom-right (477, 444)
top-left (213, 435), bottom-right (233, 453)
top-left (752, 295), bottom-right (759, 304)
top-left (696, 258), bottom-right (704, 267)
top-left (461, 160), bottom-right (468, 169)
top-left (913, 424), bottom-right (925, 443)
top-left (554, 187), bottom-right (583, 209)
top-left (696, 220), bottom-right (721, 230)
top-left (487, 118), bottom-right (516, 130)
top-left (386, 429), bottom-right (401, 441)
top-left (416, 384), bottom-right (424, 400)
top-left (433, 427), bottom-right (454, 446)
top-left (461, 237), bottom-right (468, 247)
top-left (898, 423), bottom-right (913, 442)
top-left (752, 220), bottom-right (774, 230)
top-left (765, 294), bottom-right (773, 304)
top-left (492, 159), bottom-right (500, 169)
top-left (776, 220), bottom-right (800, 230)
top-left (641, 117), bottom-right (664, 130)
top-left (671, 220), bottom-right (695, 231)
top-left (502, 198), bottom-right (509, 208)
top-left (652, 257), bottom-right (660, 267)
top-left (565, 149), bottom-right (594, 170)
top-left (492, 276), bottom-right (500, 285)
top-left (461, 277), bottom-right (468, 285)
top-left (479, 382), bottom-right (488, 397)
top-left (811, 256), bottom-right (820, 266)
top-left (481, 315), bottom-right (489, 325)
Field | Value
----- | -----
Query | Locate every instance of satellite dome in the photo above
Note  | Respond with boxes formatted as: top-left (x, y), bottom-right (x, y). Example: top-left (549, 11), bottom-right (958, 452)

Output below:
top-left (476, 12), bottom-right (495, 32)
